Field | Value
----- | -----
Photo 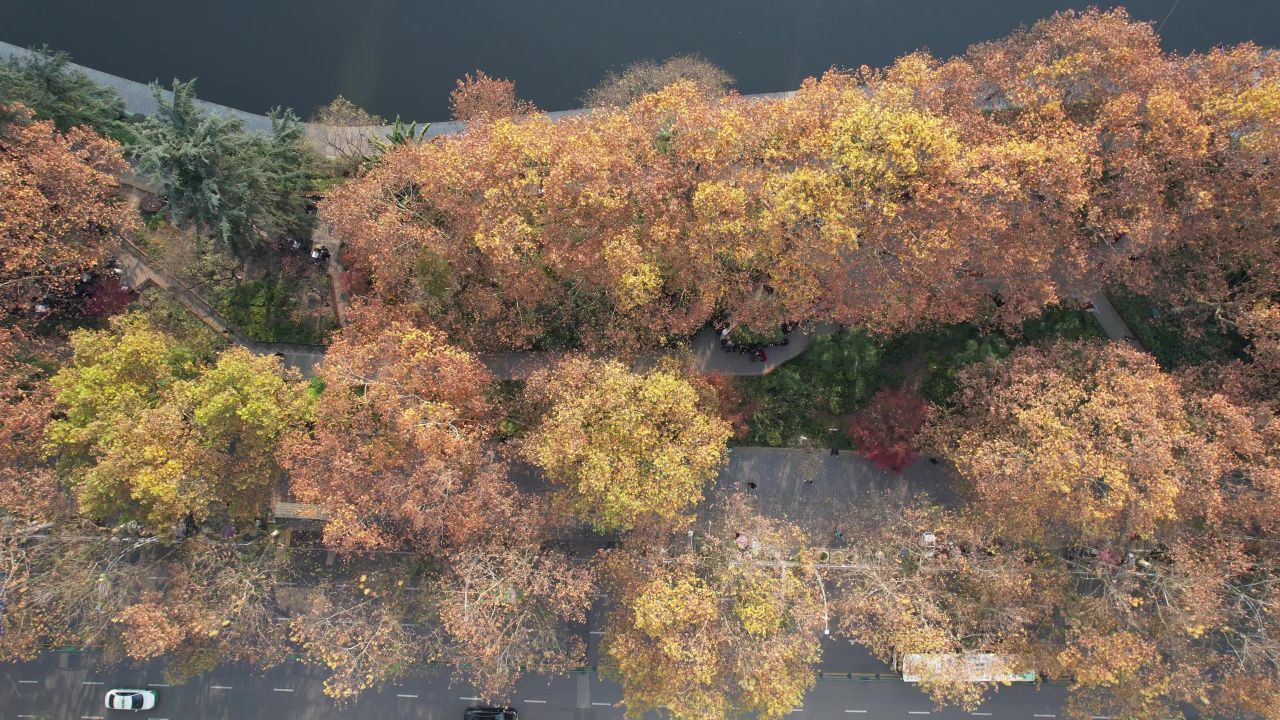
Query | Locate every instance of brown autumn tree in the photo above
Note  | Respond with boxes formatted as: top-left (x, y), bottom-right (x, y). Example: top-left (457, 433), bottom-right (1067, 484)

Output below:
top-left (279, 304), bottom-right (511, 553)
top-left (289, 566), bottom-right (443, 699)
top-left (828, 498), bottom-right (1063, 710)
top-left (112, 535), bottom-right (294, 680)
top-left (0, 326), bottom-right (65, 520)
top-left (449, 70), bottom-right (536, 123)
top-left (603, 494), bottom-right (824, 720)
top-left (1125, 44), bottom-right (1280, 357)
top-left (436, 532), bottom-right (594, 700)
top-left (308, 94), bottom-right (386, 174)
top-left (0, 107), bottom-right (137, 315)
top-left (933, 340), bottom-right (1221, 543)
top-left (0, 520), bottom-right (152, 661)
top-left (582, 54), bottom-right (735, 107)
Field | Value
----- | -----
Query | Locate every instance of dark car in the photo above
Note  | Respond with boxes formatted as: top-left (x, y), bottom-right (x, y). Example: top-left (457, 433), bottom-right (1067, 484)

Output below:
top-left (464, 707), bottom-right (517, 720)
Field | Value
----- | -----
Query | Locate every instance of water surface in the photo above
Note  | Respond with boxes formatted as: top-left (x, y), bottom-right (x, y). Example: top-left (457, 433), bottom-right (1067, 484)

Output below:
top-left (2, 0), bottom-right (1276, 119)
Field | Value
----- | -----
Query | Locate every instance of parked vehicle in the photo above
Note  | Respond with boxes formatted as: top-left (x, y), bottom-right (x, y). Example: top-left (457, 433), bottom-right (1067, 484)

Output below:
top-left (105, 688), bottom-right (157, 711)
top-left (464, 706), bottom-right (517, 720)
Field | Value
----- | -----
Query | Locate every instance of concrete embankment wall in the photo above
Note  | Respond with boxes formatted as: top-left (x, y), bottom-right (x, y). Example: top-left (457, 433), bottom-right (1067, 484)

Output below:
top-left (1, 39), bottom-right (796, 146)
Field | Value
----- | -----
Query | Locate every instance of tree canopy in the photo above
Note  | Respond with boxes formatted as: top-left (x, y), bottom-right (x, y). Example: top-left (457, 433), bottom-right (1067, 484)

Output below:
top-left (0, 47), bottom-right (131, 139)
top-left (603, 494), bottom-right (824, 720)
top-left (524, 357), bottom-right (730, 532)
top-left (0, 109), bottom-right (136, 315)
top-left (45, 314), bottom-right (309, 527)
top-left (132, 79), bottom-right (315, 254)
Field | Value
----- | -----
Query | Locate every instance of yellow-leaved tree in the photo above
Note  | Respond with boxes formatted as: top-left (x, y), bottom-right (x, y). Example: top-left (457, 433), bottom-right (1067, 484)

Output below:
top-left (45, 313), bottom-right (309, 528)
top-left (603, 494), bottom-right (824, 720)
top-left (523, 357), bottom-right (730, 532)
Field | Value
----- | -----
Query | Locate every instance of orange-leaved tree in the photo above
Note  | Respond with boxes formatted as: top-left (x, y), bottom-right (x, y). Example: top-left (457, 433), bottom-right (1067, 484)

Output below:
top-left (933, 340), bottom-right (1220, 543)
top-left (0, 108), bottom-right (136, 315)
top-left (279, 304), bottom-right (510, 553)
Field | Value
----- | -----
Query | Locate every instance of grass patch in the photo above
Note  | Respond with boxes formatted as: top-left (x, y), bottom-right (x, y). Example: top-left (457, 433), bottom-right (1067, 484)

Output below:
top-left (1108, 288), bottom-right (1246, 369)
top-left (215, 279), bottom-right (335, 345)
top-left (733, 304), bottom-right (1109, 448)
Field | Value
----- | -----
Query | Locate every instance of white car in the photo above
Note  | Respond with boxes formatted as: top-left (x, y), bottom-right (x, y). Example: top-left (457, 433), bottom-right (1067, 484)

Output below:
top-left (105, 689), bottom-right (156, 711)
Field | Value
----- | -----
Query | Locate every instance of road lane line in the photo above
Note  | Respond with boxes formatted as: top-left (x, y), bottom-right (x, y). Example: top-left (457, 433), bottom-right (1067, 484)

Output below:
top-left (18, 679), bottom-right (38, 683)
top-left (524, 699), bottom-right (548, 704)
top-left (460, 697), bottom-right (482, 701)
top-left (147, 683), bottom-right (169, 688)
top-left (210, 685), bottom-right (234, 690)
top-left (588, 631), bottom-right (605, 635)
top-left (592, 702), bottom-right (613, 707)
top-left (971, 714), bottom-right (993, 717)
top-left (81, 716), bottom-right (105, 719)
top-left (845, 712), bottom-right (868, 715)
top-left (1090, 717), bottom-right (1111, 720)
top-left (273, 688), bottom-right (294, 692)
top-left (396, 694), bottom-right (418, 699)
top-left (82, 681), bottom-right (105, 685)
top-left (909, 713), bottom-right (931, 716)
top-left (1034, 715), bottom-right (1057, 718)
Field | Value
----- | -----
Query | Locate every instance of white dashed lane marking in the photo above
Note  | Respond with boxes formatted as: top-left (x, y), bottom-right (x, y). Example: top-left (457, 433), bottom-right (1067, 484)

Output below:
top-left (524, 699), bottom-right (547, 704)
top-left (971, 714), bottom-right (993, 717)
top-left (396, 694), bottom-right (418, 699)
top-left (147, 683), bottom-right (169, 688)
top-left (82, 681), bottom-right (104, 685)
top-left (17, 679), bottom-right (38, 684)
top-left (273, 688), bottom-right (294, 692)
top-left (210, 685), bottom-right (233, 690)
top-left (460, 696), bottom-right (482, 701)
top-left (909, 713), bottom-right (931, 716)
top-left (845, 712), bottom-right (868, 715)
top-left (591, 702), bottom-right (613, 707)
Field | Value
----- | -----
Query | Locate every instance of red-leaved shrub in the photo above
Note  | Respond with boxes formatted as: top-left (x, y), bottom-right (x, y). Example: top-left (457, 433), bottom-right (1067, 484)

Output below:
top-left (847, 387), bottom-right (929, 472)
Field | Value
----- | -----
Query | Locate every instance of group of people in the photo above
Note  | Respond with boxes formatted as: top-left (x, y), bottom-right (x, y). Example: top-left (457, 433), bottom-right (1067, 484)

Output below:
top-left (716, 320), bottom-right (799, 362)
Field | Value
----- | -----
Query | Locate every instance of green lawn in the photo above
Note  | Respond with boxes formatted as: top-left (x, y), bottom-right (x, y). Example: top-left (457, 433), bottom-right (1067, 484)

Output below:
top-left (1108, 288), bottom-right (1246, 370)
top-left (733, 304), bottom-right (1106, 448)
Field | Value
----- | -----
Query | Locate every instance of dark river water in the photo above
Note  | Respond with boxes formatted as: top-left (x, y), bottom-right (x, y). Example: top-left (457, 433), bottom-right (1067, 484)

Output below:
top-left (2, 0), bottom-right (1278, 121)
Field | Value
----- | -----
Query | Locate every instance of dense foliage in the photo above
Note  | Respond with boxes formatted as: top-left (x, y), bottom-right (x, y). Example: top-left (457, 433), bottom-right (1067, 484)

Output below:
top-left (132, 80), bottom-right (316, 255)
top-left (523, 357), bottom-right (731, 532)
top-left (3, 10), bottom-right (1280, 719)
top-left (0, 109), bottom-right (137, 314)
top-left (45, 314), bottom-right (309, 526)
top-left (0, 47), bottom-right (131, 139)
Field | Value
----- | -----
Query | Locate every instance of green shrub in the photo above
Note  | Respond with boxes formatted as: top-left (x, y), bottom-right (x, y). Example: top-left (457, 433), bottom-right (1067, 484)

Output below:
top-left (1109, 289), bottom-right (1246, 369)
top-left (216, 280), bottom-right (332, 345)
top-left (739, 329), bottom-right (881, 447)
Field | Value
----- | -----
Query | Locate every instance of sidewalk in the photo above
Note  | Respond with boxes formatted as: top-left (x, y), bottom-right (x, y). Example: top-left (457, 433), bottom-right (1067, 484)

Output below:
top-left (691, 322), bottom-right (841, 375)
top-left (1088, 291), bottom-right (1146, 352)
top-left (711, 447), bottom-right (960, 538)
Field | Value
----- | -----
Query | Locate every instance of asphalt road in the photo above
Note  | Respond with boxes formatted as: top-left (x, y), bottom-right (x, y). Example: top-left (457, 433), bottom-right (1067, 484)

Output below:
top-left (1, 646), bottom-right (1077, 720)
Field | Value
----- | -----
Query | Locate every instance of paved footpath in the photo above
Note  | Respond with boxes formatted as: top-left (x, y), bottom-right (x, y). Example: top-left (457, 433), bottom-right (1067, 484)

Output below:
top-left (0, 650), bottom-right (1081, 720)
